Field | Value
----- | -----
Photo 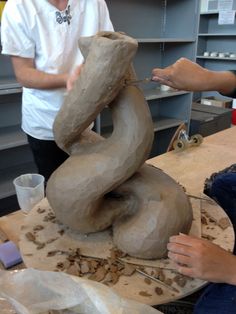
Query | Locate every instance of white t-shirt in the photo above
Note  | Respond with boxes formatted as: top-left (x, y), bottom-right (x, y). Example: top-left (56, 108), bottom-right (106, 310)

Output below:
top-left (1, 0), bottom-right (114, 140)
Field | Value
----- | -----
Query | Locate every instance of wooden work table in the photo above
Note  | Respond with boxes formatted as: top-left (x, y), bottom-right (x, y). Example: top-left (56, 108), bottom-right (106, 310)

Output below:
top-left (148, 126), bottom-right (236, 196)
top-left (0, 127), bottom-right (235, 305)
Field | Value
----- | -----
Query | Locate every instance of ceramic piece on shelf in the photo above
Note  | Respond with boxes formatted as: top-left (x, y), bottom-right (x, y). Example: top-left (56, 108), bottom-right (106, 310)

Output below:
top-left (210, 52), bottom-right (218, 57)
top-left (203, 51), bottom-right (210, 57)
top-left (218, 52), bottom-right (226, 58)
top-left (230, 53), bottom-right (236, 58)
top-left (160, 84), bottom-right (174, 92)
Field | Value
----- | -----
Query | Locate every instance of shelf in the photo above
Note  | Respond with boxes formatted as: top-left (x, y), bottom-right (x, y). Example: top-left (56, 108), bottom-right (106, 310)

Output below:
top-left (0, 126), bottom-right (28, 151)
top-left (200, 11), bottom-right (218, 15)
top-left (0, 78), bottom-right (21, 91)
top-left (144, 89), bottom-right (189, 101)
top-left (197, 56), bottom-right (236, 61)
top-left (137, 38), bottom-right (195, 43)
top-left (0, 88), bottom-right (22, 95)
top-left (153, 118), bottom-right (185, 132)
top-left (0, 162), bottom-right (37, 199)
top-left (198, 33), bottom-right (236, 37)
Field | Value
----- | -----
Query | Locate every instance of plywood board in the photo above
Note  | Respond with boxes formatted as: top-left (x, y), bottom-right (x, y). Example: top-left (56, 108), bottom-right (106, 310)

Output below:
top-left (18, 194), bottom-right (233, 305)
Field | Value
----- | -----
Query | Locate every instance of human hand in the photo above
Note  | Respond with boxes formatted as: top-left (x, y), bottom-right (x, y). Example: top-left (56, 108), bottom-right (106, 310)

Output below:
top-left (167, 233), bottom-right (236, 284)
top-left (67, 64), bottom-right (83, 91)
top-left (152, 58), bottom-right (210, 92)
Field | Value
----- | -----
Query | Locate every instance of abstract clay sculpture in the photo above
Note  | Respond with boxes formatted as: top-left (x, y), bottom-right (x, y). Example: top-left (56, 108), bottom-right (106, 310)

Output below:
top-left (46, 31), bottom-right (193, 259)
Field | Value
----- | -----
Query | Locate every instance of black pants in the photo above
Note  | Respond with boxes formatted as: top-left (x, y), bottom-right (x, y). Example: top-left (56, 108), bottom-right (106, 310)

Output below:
top-left (27, 135), bottom-right (69, 182)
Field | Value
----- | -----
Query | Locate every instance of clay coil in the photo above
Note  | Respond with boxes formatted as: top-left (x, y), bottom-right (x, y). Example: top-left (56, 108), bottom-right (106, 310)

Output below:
top-left (47, 32), bottom-right (193, 259)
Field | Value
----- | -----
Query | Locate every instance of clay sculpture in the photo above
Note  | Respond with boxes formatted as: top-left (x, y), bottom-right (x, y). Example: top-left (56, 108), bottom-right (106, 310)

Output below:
top-left (46, 31), bottom-right (193, 259)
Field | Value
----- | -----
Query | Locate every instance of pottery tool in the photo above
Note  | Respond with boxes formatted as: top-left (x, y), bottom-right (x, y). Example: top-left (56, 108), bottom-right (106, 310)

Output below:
top-left (125, 77), bottom-right (153, 85)
top-left (136, 268), bottom-right (180, 293)
top-left (0, 241), bottom-right (23, 268)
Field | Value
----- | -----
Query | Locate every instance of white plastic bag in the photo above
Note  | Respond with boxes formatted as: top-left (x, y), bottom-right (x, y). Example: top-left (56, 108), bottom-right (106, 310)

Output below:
top-left (0, 269), bottom-right (162, 314)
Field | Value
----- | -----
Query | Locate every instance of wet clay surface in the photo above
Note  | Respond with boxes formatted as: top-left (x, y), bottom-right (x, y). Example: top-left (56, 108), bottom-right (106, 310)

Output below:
top-left (46, 31), bottom-right (193, 259)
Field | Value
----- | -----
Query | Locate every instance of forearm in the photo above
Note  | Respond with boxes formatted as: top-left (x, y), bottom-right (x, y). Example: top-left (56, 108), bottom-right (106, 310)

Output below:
top-left (11, 56), bottom-right (68, 90)
top-left (152, 58), bottom-right (236, 94)
top-left (206, 70), bottom-right (236, 95)
top-left (15, 67), bottom-right (68, 90)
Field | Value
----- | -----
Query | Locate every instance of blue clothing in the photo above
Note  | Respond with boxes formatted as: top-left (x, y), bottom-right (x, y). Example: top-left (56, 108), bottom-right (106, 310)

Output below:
top-left (194, 283), bottom-right (236, 314)
top-left (210, 172), bottom-right (236, 253)
top-left (194, 172), bottom-right (236, 313)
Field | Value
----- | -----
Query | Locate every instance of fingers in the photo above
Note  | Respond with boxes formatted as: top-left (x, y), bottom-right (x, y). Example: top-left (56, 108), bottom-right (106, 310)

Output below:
top-left (67, 64), bottom-right (84, 91)
top-left (152, 68), bottom-right (170, 82)
top-left (174, 263), bottom-right (195, 278)
top-left (74, 64), bottom-right (83, 76)
top-left (169, 233), bottom-right (200, 246)
top-left (168, 251), bottom-right (192, 266)
top-left (167, 242), bottom-right (193, 256)
top-left (167, 242), bottom-right (199, 279)
top-left (168, 249), bottom-right (197, 278)
top-left (67, 79), bottom-right (73, 91)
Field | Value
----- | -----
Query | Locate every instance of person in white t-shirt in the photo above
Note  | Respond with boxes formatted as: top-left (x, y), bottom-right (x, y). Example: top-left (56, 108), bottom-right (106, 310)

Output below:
top-left (1, 0), bottom-right (114, 181)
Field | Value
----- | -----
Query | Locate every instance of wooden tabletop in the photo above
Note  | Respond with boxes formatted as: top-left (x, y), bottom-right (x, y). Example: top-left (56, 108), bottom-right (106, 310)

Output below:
top-left (0, 127), bottom-right (235, 305)
top-left (148, 126), bottom-right (236, 196)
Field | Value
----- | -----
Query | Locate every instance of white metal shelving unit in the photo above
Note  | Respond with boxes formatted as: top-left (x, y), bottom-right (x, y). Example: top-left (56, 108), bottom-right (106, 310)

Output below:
top-left (100, 0), bottom-right (200, 156)
top-left (0, 36), bottom-right (36, 212)
top-left (196, 0), bottom-right (236, 100)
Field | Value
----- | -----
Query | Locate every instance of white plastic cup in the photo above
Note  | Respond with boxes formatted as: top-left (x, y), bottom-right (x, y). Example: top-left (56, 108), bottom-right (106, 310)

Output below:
top-left (13, 174), bottom-right (45, 214)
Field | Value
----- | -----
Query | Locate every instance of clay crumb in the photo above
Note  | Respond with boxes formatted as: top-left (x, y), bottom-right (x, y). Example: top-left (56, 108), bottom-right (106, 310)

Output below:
top-left (202, 233), bottom-right (216, 241)
top-left (43, 212), bottom-right (56, 222)
top-left (89, 266), bottom-right (107, 282)
top-left (139, 291), bottom-right (152, 297)
top-left (205, 213), bottom-right (217, 224)
top-left (155, 287), bottom-right (163, 295)
top-left (80, 260), bottom-right (90, 274)
top-left (110, 272), bottom-right (120, 285)
top-left (37, 207), bottom-right (46, 214)
top-left (156, 269), bottom-right (165, 282)
top-left (33, 225), bottom-right (44, 232)
top-left (66, 263), bottom-right (80, 276)
top-left (25, 232), bottom-right (36, 242)
top-left (173, 275), bottom-right (187, 288)
top-left (47, 250), bottom-right (62, 257)
top-left (144, 278), bottom-right (152, 285)
top-left (201, 216), bottom-right (208, 225)
top-left (110, 248), bottom-right (127, 259)
top-left (164, 278), bottom-right (173, 286)
top-left (218, 217), bottom-right (230, 230)
top-left (46, 237), bottom-right (58, 244)
top-left (56, 262), bottom-right (65, 270)
top-left (209, 217), bottom-right (217, 223)
top-left (122, 264), bottom-right (136, 276)
top-left (36, 242), bottom-right (45, 250)
top-left (58, 229), bottom-right (65, 236)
